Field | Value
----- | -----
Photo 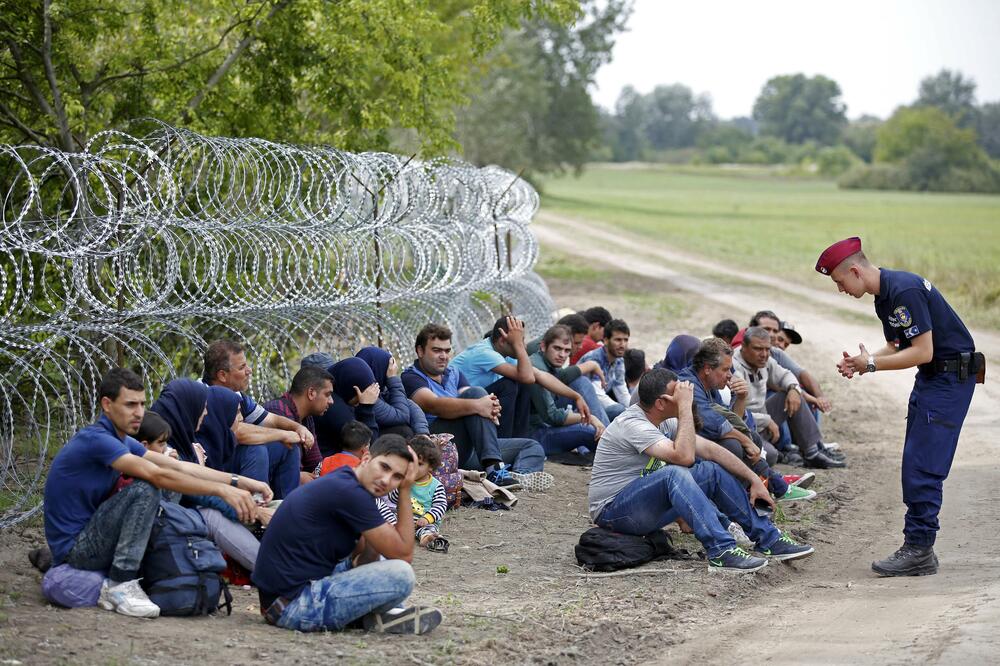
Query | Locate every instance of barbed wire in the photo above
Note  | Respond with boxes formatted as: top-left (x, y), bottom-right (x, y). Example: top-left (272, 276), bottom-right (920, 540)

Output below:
top-left (0, 122), bottom-right (554, 528)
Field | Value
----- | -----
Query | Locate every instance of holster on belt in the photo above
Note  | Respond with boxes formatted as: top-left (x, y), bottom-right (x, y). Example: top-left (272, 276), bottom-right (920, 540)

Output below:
top-left (973, 352), bottom-right (986, 384)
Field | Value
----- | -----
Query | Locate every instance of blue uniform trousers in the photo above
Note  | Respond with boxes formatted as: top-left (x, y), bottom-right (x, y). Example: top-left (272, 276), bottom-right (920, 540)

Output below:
top-left (902, 371), bottom-right (975, 547)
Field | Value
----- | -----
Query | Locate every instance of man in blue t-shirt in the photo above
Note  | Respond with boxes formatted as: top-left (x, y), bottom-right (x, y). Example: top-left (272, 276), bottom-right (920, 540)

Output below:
top-left (44, 368), bottom-right (270, 618)
top-left (401, 323), bottom-right (551, 490)
top-left (252, 434), bottom-right (443, 634)
top-left (203, 339), bottom-right (311, 498)
top-left (450, 316), bottom-right (590, 439)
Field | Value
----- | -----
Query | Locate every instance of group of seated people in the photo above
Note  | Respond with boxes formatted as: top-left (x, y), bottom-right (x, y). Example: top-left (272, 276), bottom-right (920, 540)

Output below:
top-left (37, 304), bottom-right (843, 634)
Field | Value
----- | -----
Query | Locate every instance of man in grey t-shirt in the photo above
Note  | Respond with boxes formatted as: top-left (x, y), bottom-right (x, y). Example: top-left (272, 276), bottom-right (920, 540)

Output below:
top-left (588, 368), bottom-right (814, 573)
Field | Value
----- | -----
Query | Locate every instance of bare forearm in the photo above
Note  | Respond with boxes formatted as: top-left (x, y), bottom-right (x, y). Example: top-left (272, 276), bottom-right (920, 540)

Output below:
top-left (417, 395), bottom-right (478, 420)
top-left (235, 422), bottom-right (291, 445)
top-left (871, 343), bottom-right (932, 371)
top-left (674, 412), bottom-right (697, 461)
top-left (799, 370), bottom-right (823, 398)
top-left (514, 348), bottom-right (535, 383)
top-left (394, 489), bottom-right (415, 556)
top-left (264, 413), bottom-right (300, 432)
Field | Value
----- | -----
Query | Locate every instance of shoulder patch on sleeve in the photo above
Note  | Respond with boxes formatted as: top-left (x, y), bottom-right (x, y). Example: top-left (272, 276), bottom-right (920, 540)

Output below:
top-left (903, 325), bottom-right (921, 339)
top-left (893, 306), bottom-right (912, 327)
top-left (923, 279), bottom-right (932, 291)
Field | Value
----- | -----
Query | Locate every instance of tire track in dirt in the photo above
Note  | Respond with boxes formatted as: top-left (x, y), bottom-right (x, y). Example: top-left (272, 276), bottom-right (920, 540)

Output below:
top-left (535, 212), bottom-right (1000, 665)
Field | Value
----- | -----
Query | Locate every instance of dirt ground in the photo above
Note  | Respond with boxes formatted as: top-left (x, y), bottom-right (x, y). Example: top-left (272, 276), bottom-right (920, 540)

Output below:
top-left (1, 215), bottom-right (997, 665)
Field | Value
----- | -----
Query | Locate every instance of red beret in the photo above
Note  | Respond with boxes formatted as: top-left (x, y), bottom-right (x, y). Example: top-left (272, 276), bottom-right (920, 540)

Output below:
top-left (815, 237), bottom-right (861, 274)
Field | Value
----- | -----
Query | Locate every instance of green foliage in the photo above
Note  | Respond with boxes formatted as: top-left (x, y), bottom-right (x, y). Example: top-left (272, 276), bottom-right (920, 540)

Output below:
top-left (837, 163), bottom-right (909, 191)
top-left (0, 0), bottom-right (579, 153)
top-left (603, 82), bottom-right (714, 162)
top-left (977, 102), bottom-right (1000, 159)
top-left (915, 69), bottom-right (978, 129)
top-left (842, 116), bottom-right (882, 163)
top-left (456, 0), bottom-right (631, 175)
top-left (752, 73), bottom-right (847, 145)
top-left (815, 145), bottom-right (860, 177)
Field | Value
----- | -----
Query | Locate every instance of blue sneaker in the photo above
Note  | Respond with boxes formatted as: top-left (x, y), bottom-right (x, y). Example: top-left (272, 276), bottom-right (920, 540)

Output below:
top-left (708, 547), bottom-right (768, 573)
top-left (486, 464), bottom-right (517, 488)
top-left (757, 532), bottom-right (815, 561)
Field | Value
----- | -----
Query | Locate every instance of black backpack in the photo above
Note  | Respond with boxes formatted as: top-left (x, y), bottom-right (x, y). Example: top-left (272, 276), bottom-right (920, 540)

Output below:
top-left (574, 527), bottom-right (685, 572)
top-left (140, 500), bottom-right (232, 616)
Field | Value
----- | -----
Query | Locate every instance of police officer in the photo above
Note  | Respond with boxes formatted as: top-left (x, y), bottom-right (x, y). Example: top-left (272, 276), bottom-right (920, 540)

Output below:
top-left (815, 237), bottom-right (984, 576)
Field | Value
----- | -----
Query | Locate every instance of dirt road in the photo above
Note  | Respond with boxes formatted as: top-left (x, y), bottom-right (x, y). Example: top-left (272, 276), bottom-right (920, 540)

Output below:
top-left (536, 212), bottom-right (1000, 664)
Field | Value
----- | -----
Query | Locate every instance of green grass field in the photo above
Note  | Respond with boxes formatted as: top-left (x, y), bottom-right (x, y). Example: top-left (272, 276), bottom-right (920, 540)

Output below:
top-left (538, 165), bottom-right (1000, 329)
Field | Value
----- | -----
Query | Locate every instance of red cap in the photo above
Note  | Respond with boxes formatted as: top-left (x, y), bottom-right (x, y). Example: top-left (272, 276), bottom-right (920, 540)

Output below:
top-left (815, 237), bottom-right (861, 275)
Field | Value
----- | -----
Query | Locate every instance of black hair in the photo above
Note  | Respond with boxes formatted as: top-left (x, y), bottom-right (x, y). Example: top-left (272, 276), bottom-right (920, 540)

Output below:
top-left (749, 310), bottom-right (780, 327)
top-left (415, 323), bottom-right (452, 351)
top-left (408, 434), bottom-right (441, 470)
top-left (637, 368), bottom-right (678, 409)
top-left (582, 306), bottom-right (612, 327)
top-left (136, 411), bottom-right (171, 445)
top-left (489, 316), bottom-right (519, 343)
top-left (604, 318), bottom-right (630, 340)
top-left (340, 420), bottom-right (372, 453)
top-left (711, 319), bottom-right (739, 341)
top-left (624, 348), bottom-right (647, 384)
top-left (290, 365), bottom-right (333, 396)
top-left (368, 433), bottom-right (413, 462)
top-left (98, 368), bottom-right (144, 401)
top-left (203, 339), bottom-right (245, 383)
top-left (556, 313), bottom-right (589, 336)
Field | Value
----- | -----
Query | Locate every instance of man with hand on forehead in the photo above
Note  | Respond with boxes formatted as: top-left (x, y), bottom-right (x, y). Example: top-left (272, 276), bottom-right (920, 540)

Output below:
top-left (816, 236), bottom-right (984, 577)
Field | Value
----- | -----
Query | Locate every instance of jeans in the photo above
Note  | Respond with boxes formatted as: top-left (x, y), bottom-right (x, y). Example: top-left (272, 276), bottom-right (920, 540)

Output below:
top-left (605, 402), bottom-right (626, 421)
top-left (596, 461), bottom-right (780, 558)
top-left (197, 507), bottom-right (260, 572)
top-left (531, 423), bottom-right (597, 455)
top-left (485, 377), bottom-right (531, 438)
top-left (65, 480), bottom-right (160, 582)
top-left (277, 559), bottom-right (415, 632)
top-left (430, 386), bottom-right (504, 468)
top-left (765, 391), bottom-right (822, 457)
top-left (716, 437), bottom-right (789, 497)
top-left (466, 436), bottom-right (546, 473)
top-left (231, 442), bottom-right (301, 499)
top-left (556, 376), bottom-right (610, 426)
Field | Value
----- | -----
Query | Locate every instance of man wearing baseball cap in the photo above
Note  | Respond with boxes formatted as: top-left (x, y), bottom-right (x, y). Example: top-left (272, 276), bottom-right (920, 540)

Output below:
top-left (816, 237), bottom-right (985, 576)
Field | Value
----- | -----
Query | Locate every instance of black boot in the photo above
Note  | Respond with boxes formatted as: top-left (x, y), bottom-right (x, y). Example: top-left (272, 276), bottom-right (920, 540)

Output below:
top-left (804, 450), bottom-right (847, 469)
top-left (871, 543), bottom-right (938, 577)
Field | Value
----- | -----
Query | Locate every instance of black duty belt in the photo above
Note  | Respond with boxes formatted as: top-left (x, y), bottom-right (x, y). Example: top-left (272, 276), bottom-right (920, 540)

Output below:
top-left (928, 352), bottom-right (986, 383)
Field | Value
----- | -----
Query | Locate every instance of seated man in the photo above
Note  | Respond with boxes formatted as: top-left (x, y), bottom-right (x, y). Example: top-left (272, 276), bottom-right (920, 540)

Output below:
top-left (203, 340), bottom-right (310, 497)
top-left (624, 348), bottom-right (648, 400)
top-left (588, 368), bottom-right (814, 572)
top-left (252, 434), bottom-right (442, 634)
top-left (579, 319), bottom-right (632, 421)
top-left (712, 319), bottom-right (739, 346)
top-left (773, 321), bottom-right (802, 351)
top-left (262, 366), bottom-right (335, 487)
top-left (678, 338), bottom-right (814, 502)
top-left (570, 306), bottom-right (613, 364)
top-left (401, 323), bottom-right (550, 489)
top-left (527, 325), bottom-right (606, 454)
top-left (732, 327), bottom-right (845, 469)
top-left (526, 312), bottom-right (610, 426)
top-left (300, 355), bottom-right (380, 457)
top-left (44, 368), bottom-right (269, 618)
top-left (450, 316), bottom-right (590, 438)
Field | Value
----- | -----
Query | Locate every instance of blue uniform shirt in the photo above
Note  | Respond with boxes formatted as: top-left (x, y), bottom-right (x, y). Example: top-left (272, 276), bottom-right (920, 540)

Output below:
top-left (44, 415), bottom-right (148, 564)
top-left (874, 269), bottom-right (974, 365)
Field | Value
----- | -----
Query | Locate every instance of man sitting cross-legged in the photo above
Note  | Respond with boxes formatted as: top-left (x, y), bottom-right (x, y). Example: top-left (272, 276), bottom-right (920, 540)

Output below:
top-left (588, 368), bottom-right (814, 572)
top-left (401, 323), bottom-right (551, 490)
top-left (678, 338), bottom-right (815, 502)
top-left (252, 435), bottom-right (443, 634)
top-left (43, 368), bottom-right (269, 618)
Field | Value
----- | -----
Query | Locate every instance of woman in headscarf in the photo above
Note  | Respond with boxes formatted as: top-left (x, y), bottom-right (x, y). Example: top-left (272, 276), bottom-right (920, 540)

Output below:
top-left (307, 357), bottom-right (380, 457)
top-left (356, 346), bottom-right (430, 438)
top-left (149, 378), bottom-right (209, 463)
top-left (196, 386), bottom-right (243, 473)
top-left (659, 334), bottom-right (701, 374)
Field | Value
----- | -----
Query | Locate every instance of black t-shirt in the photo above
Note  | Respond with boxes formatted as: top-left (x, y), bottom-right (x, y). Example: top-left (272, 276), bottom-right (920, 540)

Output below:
top-left (251, 466), bottom-right (385, 606)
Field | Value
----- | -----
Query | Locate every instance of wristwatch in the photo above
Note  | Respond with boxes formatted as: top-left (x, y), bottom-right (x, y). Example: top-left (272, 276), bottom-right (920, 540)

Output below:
top-left (230, 474), bottom-right (240, 487)
top-left (866, 356), bottom-right (877, 374)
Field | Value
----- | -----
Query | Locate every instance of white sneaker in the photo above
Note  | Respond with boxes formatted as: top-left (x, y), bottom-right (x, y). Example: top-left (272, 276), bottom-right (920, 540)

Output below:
top-left (823, 442), bottom-right (841, 451)
top-left (99, 579), bottom-right (160, 618)
top-left (727, 522), bottom-right (755, 550)
top-left (510, 471), bottom-right (554, 492)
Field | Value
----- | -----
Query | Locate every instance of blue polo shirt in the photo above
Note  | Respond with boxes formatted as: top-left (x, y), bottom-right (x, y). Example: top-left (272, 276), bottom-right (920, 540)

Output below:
top-left (44, 415), bottom-right (148, 564)
top-left (450, 338), bottom-right (515, 388)
top-left (874, 269), bottom-right (974, 366)
top-left (401, 362), bottom-right (470, 424)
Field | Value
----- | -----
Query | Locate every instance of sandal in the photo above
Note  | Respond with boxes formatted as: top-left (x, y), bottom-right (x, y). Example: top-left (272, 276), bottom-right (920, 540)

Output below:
top-left (363, 605), bottom-right (444, 634)
top-left (426, 536), bottom-right (450, 554)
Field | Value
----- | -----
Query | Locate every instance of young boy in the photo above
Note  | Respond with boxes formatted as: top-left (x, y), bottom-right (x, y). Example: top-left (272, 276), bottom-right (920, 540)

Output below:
top-left (378, 436), bottom-right (448, 552)
top-left (317, 421), bottom-right (373, 477)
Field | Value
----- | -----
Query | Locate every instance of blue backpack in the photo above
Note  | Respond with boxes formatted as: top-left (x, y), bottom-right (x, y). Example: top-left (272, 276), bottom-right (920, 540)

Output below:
top-left (140, 500), bottom-right (232, 616)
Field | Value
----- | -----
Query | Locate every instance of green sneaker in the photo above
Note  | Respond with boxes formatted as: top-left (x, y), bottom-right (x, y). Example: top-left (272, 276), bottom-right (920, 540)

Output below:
top-left (778, 484), bottom-right (816, 503)
top-left (708, 547), bottom-right (768, 573)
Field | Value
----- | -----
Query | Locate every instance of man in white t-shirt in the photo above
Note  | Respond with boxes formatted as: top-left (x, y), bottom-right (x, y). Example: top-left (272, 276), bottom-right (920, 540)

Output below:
top-left (588, 368), bottom-right (814, 572)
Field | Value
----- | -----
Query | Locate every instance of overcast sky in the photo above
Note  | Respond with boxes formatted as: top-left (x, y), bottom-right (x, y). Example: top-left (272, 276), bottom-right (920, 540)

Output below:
top-left (592, 0), bottom-right (1000, 120)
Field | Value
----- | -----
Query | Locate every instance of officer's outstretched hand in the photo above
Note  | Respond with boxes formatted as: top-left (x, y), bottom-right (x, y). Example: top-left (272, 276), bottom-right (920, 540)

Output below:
top-left (837, 343), bottom-right (869, 379)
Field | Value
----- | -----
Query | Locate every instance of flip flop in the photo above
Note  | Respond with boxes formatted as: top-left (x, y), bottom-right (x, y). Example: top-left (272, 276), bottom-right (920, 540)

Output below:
top-left (363, 605), bottom-right (444, 634)
top-left (426, 536), bottom-right (450, 554)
